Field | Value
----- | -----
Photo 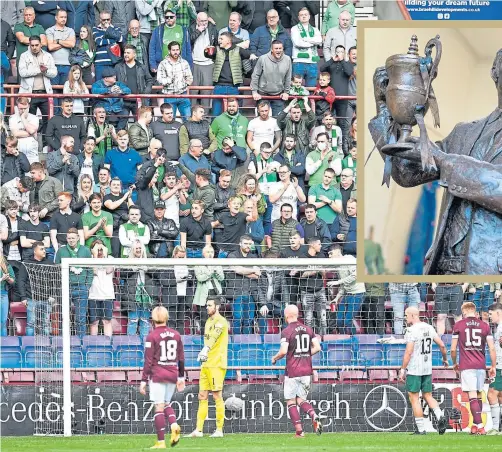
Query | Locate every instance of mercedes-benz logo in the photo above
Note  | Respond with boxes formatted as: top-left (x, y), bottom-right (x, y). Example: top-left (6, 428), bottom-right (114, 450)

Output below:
top-left (363, 385), bottom-right (408, 432)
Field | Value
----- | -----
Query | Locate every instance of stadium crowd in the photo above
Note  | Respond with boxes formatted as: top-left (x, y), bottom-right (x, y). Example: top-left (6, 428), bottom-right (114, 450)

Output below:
top-left (0, 0), bottom-right (361, 340)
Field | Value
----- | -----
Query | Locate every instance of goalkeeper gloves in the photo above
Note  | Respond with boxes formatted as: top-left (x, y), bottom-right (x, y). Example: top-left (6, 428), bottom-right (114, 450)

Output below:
top-left (197, 346), bottom-right (210, 362)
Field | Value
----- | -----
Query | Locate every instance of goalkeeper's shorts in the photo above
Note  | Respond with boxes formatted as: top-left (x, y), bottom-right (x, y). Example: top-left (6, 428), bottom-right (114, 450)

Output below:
top-left (200, 367), bottom-right (226, 392)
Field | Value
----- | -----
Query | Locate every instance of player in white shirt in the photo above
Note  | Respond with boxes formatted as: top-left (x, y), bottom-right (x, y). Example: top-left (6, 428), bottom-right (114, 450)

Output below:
top-left (487, 303), bottom-right (502, 435)
top-left (399, 307), bottom-right (449, 435)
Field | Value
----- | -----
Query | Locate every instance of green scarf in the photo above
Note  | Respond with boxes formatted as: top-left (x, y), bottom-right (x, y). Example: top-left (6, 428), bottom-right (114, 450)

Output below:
top-left (126, 34), bottom-right (144, 65)
top-left (93, 121), bottom-right (113, 158)
top-left (298, 23), bottom-right (320, 62)
top-left (135, 281), bottom-right (152, 305)
top-left (256, 155), bottom-right (276, 184)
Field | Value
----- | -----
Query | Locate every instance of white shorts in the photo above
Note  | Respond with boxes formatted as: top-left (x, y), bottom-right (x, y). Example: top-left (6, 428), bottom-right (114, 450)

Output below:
top-left (460, 369), bottom-right (485, 392)
top-left (284, 376), bottom-right (311, 400)
top-left (149, 381), bottom-right (176, 404)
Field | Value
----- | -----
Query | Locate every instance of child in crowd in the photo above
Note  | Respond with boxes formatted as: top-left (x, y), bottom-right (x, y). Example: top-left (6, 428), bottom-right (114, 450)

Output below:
top-left (288, 74), bottom-right (310, 112)
top-left (313, 72), bottom-right (336, 124)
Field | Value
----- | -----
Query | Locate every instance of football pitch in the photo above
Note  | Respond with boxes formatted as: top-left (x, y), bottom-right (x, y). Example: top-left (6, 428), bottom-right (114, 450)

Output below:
top-left (2, 433), bottom-right (501, 452)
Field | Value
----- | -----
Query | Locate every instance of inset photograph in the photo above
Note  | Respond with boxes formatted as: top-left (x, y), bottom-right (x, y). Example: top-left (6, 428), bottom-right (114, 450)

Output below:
top-left (360, 24), bottom-right (502, 278)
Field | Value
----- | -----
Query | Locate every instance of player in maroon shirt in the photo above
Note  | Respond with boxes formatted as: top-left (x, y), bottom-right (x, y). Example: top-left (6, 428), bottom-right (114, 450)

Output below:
top-left (139, 306), bottom-right (186, 448)
top-left (451, 302), bottom-right (496, 435)
top-left (271, 304), bottom-right (322, 437)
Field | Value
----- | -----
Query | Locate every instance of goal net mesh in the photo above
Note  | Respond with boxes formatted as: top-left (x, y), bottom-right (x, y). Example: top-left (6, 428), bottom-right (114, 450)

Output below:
top-left (22, 260), bottom-right (493, 436)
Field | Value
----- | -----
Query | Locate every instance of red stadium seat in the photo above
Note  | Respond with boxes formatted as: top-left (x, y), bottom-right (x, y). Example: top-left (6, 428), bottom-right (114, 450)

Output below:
top-left (339, 370), bottom-right (366, 381)
top-left (112, 314), bottom-right (127, 335)
top-left (127, 371), bottom-right (142, 382)
top-left (368, 370), bottom-right (390, 381)
top-left (4, 371), bottom-right (35, 383)
top-left (9, 302), bottom-right (26, 315)
top-left (97, 371), bottom-right (127, 382)
top-left (13, 316), bottom-right (26, 336)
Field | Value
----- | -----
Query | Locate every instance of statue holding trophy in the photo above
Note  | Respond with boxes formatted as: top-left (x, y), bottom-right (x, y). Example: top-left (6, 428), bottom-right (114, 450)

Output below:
top-left (369, 35), bottom-right (502, 275)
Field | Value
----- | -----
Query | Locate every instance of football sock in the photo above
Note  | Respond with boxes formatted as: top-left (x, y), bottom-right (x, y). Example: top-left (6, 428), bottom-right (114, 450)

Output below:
top-left (490, 404), bottom-right (501, 430)
top-left (469, 398), bottom-right (482, 425)
top-left (196, 399), bottom-right (208, 432)
top-left (415, 417), bottom-right (425, 433)
top-left (164, 405), bottom-right (177, 426)
top-left (288, 404), bottom-right (303, 433)
top-left (299, 401), bottom-right (316, 421)
top-left (154, 412), bottom-right (166, 441)
top-left (215, 398), bottom-right (225, 431)
top-left (432, 407), bottom-right (443, 420)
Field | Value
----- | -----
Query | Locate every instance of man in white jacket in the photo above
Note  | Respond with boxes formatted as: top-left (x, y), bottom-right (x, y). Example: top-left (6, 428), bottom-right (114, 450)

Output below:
top-left (18, 35), bottom-right (57, 149)
top-left (290, 8), bottom-right (322, 88)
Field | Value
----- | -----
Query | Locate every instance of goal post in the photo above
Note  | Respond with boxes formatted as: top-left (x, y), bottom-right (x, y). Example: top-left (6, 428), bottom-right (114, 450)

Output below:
top-left (56, 257), bottom-right (351, 437)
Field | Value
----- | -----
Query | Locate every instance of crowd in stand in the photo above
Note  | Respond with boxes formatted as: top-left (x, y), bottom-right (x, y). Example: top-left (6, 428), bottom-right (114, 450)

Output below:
top-left (0, 0), bottom-right (362, 339)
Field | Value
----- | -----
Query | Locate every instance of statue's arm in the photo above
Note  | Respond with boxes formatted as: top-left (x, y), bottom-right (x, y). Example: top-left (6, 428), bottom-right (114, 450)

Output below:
top-left (436, 153), bottom-right (502, 214)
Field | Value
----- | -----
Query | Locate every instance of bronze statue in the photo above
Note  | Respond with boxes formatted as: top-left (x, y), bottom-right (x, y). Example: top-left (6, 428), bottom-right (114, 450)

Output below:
top-left (369, 37), bottom-right (502, 275)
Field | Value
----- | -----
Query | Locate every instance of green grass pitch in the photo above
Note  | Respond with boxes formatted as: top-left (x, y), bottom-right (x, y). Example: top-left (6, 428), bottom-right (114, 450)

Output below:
top-left (2, 433), bottom-right (501, 451)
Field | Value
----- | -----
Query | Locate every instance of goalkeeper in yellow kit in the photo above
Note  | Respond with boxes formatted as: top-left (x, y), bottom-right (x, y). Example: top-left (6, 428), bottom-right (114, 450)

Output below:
top-left (187, 296), bottom-right (229, 438)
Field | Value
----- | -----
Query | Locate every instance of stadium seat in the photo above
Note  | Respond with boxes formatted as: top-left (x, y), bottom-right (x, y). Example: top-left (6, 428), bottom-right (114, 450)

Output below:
top-left (0, 336), bottom-right (21, 351)
top-left (55, 350), bottom-right (84, 368)
top-left (111, 314), bottom-right (128, 335)
top-left (358, 344), bottom-right (385, 367)
top-left (127, 370), bottom-right (142, 382)
top-left (181, 335), bottom-right (203, 347)
top-left (12, 315), bottom-right (27, 336)
top-left (97, 371), bottom-right (127, 382)
top-left (117, 350), bottom-right (144, 367)
top-left (82, 335), bottom-right (113, 352)
top-left (432, 369), bottom-right (457, 382)
top-left (385, 344), bottom-right (407, 366)
top-left (339, 370), bottom-right (366, 381)
top-left (86, 350), bottom-right (114, 367)
top-left (0, 350), bottom-right (22, 368)
top-left (3, 370), bottom-right (35, 383)
top-left (355, 334), bottom-right (381, 345)
top-left (51, 336), bottom-right (82, 349)
top-left (368, 369), bottom-right (390, 381)
top-left (24, 350), bottom-right (54, 368)
top-left (21, 336), bottom-right (51, 352)
top-left (112, 335), bottom-right (142, 351)
top-left (326, 348), bottom-right (353, 367)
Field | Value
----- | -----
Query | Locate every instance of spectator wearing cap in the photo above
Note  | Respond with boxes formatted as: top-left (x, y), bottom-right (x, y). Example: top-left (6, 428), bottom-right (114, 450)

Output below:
top-left (135, 148), bottom-right (167, 222)
top-left (147, 200), bottom-right (179, 258)
top-left (91, 67), bottom-right (132, 131)
top-left (92, 10), bottom-right (124, 82)
top-left (149, 7), bottom-right (193, 73)
top-left (211, 137), bottom-right (247, 182)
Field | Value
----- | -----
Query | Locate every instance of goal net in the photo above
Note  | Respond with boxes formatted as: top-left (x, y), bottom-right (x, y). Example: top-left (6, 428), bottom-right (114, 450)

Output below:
top-left (22, 259), bottom-right (491, 437)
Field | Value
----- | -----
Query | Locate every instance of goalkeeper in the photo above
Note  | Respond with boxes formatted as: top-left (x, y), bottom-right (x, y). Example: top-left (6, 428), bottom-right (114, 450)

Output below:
top-left (188, 296), bottom-right (229, 438)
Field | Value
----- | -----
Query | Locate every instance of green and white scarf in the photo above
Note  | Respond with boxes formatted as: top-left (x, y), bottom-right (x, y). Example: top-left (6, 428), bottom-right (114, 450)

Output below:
top-left (297, 23), bottom-right (320, 62)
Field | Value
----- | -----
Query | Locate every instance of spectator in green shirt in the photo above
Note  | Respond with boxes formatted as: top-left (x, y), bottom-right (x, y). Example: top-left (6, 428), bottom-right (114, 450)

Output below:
top-left (321, 0), bottom-right (355, 37)
top-left (13, 6), bottom-right (48, 64)
top-left (82, 193), bottom-right (114, 253)
top-left (307, 168), bottom-right (342, 225)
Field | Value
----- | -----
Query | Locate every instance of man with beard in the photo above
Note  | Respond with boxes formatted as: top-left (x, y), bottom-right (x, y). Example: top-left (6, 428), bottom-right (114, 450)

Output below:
top-left (277, 98), bottom-right (316, 154)
top-left (211, 98), bottom-right (249, 149)
top-left (46, 135), bottom-right (81, 194)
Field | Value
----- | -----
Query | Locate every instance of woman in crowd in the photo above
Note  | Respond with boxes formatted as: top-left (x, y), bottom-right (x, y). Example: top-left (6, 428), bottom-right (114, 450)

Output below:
top-left (193, 245), bottom-right (224, 332)
top-left (160, 245), bottom-right (193, 334)
top-left (122, 240), bottom-right (156, 341)
top-left (74, 25), bottom-right (95, 85)
top-left (235, 174), bottom-right (267, 220)
top-left (88, 239), bottom-right (115, 336)
top-left (72, 174), bottom-right (94, 214)
top-left (63, 65), bottom-right (89, 116)
top-left (103, 178), bottom-right (134, 257)
top-left (0, 255), bottom-right (15, 336)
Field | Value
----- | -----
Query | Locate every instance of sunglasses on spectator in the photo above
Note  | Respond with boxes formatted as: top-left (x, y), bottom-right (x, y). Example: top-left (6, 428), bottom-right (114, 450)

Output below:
top-left (102, 18), bottom-right (111, 22)
top-left (165, 15), bottom-right (176, 19)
